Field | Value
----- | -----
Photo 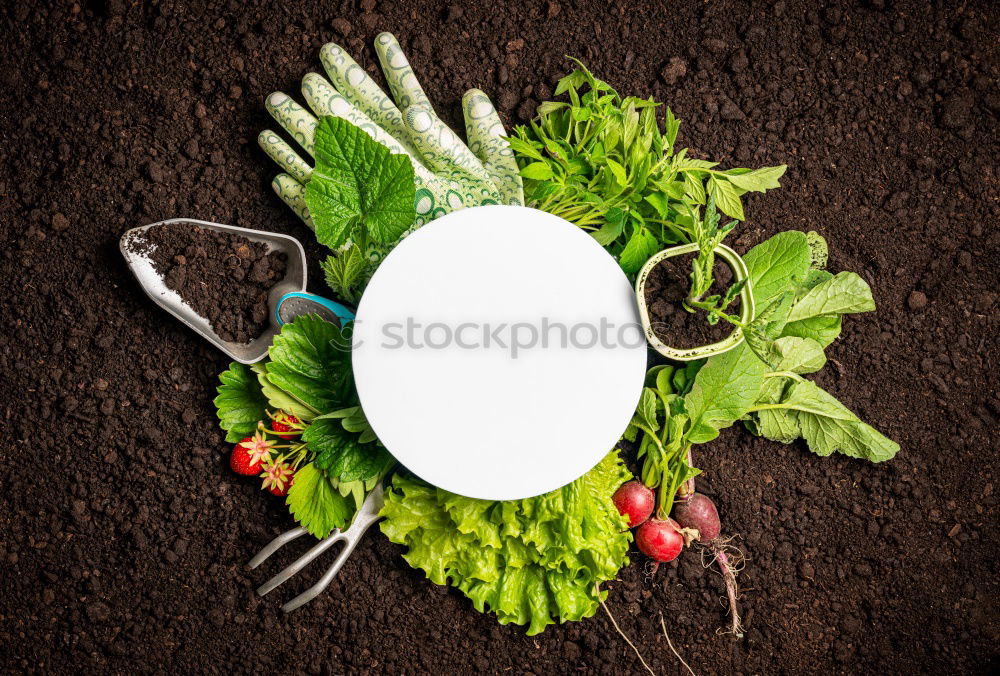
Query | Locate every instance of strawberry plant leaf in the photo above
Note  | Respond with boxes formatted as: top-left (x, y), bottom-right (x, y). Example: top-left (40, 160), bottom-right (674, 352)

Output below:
top-left (251, 362), bottom-right (316, 422)
top-left (266, 314), bottom-right (354, 414)
top-left (302, 416), bottom-right (392, 483)
top-left (214, 363), bottom-right (269, 442)
top-left (286, 463), bottom-right (355, 538)
top-left (305, 117), bottom-right (415, 249)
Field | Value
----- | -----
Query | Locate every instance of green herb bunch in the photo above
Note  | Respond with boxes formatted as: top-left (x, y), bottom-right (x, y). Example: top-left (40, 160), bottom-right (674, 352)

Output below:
top-left (507, 60), bottom-right (786, 277)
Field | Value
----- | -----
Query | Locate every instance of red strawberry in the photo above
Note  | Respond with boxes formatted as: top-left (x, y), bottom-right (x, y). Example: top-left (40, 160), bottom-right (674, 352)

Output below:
top-left (230, 438), bottom-right (265, 476)
top-left (271, 412), bottom-right (301, 440)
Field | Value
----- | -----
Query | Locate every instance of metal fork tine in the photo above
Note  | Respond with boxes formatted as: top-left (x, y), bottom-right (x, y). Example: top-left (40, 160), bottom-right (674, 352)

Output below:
top-left (256, 533), bottom-right (345, 597)
top-left (280, 548), bottom-right (352, 612)
top-left (247, 526), bottom-right (311, 570)
top-left (248, 483), bottom-right (387, 610)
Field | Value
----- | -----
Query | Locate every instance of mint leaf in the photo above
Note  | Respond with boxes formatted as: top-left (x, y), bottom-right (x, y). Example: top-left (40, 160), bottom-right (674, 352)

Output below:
top-left (619, 226), bottom-right (657, 274)
top-left (302, 415), bottom-right (392, 483)
top-left (214, 363), bottom-right (269, 442)
top-left (286, 463), bottom-right (355, 538)
top-left (786, 272), bottom-right (875, 322)
top-left (753, 379), bottom-right (899, 462)
top-left (520, 162), bottom-right (554, 180)
top-left (266, 315), bottom-right (354, 414)
top-left (305, 117), bottom-right (415, 249)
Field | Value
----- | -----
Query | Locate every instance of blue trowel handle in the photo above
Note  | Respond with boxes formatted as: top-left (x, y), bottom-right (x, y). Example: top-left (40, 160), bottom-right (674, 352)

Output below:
top-left (276, 292), bottom-right (356, 326)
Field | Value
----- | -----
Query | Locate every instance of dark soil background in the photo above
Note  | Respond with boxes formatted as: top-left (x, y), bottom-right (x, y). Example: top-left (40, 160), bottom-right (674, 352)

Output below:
top-left (1, 0), bottom-right (997, 673)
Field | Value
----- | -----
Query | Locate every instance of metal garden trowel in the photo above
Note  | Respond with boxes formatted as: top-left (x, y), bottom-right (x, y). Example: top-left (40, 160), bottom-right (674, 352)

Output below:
top-left (120, 218), bottom-right (354, 363)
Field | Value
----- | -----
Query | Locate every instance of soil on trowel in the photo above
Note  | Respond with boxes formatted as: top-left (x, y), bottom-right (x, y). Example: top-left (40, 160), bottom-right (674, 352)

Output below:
top-left (644, 253), bottom-right (739, 349)
top-left (137, 222), bottom-right (287, 343)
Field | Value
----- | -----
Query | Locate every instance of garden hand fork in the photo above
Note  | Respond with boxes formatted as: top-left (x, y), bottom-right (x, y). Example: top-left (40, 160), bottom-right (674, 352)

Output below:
top-left (248, 484), bottom-right (384, 612)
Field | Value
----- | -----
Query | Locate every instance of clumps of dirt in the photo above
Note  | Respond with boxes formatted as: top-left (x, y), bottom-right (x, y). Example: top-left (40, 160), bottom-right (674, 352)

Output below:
top-left (643, 254), bottom-right (738, 349)
top-left (138, 222), bottom-right (287, 343)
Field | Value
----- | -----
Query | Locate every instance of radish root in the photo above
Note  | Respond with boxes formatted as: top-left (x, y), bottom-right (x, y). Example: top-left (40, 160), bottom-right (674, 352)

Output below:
top-left (660, 613), bottom-right (697, 676)
top-left (596, 584), bottom-right (656, 676)
top-left (701, 537), bottom-right (746, 638)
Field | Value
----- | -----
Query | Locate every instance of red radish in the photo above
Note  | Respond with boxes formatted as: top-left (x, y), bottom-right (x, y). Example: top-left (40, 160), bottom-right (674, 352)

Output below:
top-left (635, 517), bottom-right (686, 562)
top-left (672, 492), bottom-right (744, 638)
top-left (271, 412), bottom-right (300, 440)
top-left (230, 438), bottom-right (265, 476)
top-left (612, 480), bottom-right (655, 528)
top-left (672, 492), bottom-right (720, 541)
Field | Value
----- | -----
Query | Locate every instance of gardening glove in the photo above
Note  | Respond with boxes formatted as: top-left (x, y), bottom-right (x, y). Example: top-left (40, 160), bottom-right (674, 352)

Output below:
top-left (258, 32), bottom-right (524, 255)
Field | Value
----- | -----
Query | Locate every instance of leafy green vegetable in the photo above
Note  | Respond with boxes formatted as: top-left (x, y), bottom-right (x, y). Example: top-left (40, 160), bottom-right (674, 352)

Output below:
top-left (627, 230), bottom-right (898, 514)
top-left (286, 463), bottom-right (356, 538)
top-left (786, 272), bottom-right (875, 322)
top-left (214, 363), bottom-right (270, 442)
top-left (380, 451), bottom-right (632, 636)
top-left (302, 415), bottom-right (392, 483)
top-left (305, 116), bottom-right (416, 250)
top-left (684, 343), bottom-right (766, 444)
top-left (747, 376), bottom-right (899, 462)
top-left (266, 314), bottom-right (354, 415)
top-left (510, 61), bottom-right (785, 277)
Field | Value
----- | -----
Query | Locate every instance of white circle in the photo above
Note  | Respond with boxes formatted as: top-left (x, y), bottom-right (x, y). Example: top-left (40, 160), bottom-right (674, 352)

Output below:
top-left (352, 206), bottom-right (647, 500)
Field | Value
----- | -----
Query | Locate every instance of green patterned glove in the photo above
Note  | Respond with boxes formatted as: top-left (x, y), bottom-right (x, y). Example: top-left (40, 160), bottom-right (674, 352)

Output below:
top-left (259, 32), bottom-right (523, 247)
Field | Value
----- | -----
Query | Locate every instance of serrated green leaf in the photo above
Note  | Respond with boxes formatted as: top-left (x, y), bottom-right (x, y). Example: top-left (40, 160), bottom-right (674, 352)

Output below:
top-left (618, 226), bottom-right (657, 274)
top-left (251, 362), bottom-right (316, 422)
top-left (320, 248), bottom-right (372, 304)
top-left (302, 415), bottom-right (392, 483)
top-left (380, 451), bottom-right (632, 636)
top-left (707, 176), bottom-right (744, 221)
top-left (214, 363), bottom-right (269, 442)
top-left (754, 380), bottom-right (899, 462)
top-left (590, 208), bottom-right (625, 246)
top-left (605, 158), bottom-right (627, 186)
top-left (286, 463), bottom-right (355, 538)
top-left (305, 117), bottom-right (415, 248)
top-left (683, 171), bottom-right (706, 205)
top-left (520, 162), bottom-right (554, 181)
top-left (266, 315), bottom-right (354, 414)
